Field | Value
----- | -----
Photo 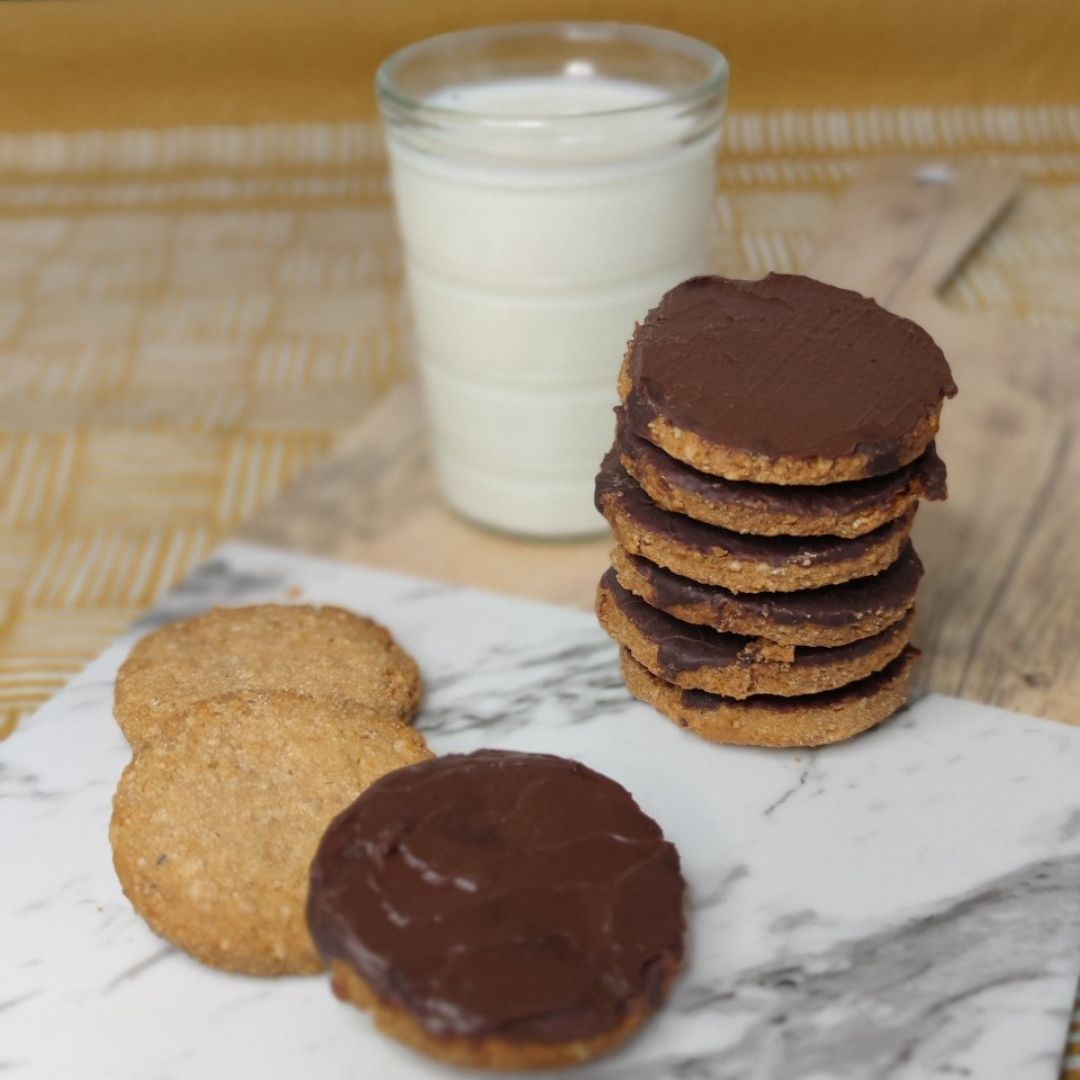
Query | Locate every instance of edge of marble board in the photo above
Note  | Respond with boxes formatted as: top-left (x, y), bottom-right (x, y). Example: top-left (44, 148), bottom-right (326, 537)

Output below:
top-left (128, 538), bottom-right (610, 633)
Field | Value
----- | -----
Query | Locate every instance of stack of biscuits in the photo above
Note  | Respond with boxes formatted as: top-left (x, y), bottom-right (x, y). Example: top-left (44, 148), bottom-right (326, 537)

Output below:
top-left (595, 273), bottom-right (957, 748)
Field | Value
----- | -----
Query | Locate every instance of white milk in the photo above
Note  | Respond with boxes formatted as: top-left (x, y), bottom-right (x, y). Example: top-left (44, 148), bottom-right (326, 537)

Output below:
top-left (385, 75), bottom-right (719, 536)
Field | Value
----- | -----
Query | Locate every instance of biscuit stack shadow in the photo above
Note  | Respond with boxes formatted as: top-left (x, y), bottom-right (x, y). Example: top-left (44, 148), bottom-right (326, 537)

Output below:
top-left (594, 273), bottom-right (957, 748)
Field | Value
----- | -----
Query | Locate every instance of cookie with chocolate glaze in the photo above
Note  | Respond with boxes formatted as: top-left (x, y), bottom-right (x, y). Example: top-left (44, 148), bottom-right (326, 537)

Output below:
top-left (597, 569), bottom-right (914, 698)
top-left (596, 449), bottom-right (914, 593)
top-left (611, 544), bottom-right (923, 647)
top-left (619, 273), bottom-right (957, 485)
top-left (115, 604), bottom-right (421, 747)
top-left (617, 408), bottom-right (946, 538)
top-left (307, 750), bottom-right (685, 1070)
top-left (110, 691), bottom-right (432, 976)
top-left (621, 646), bottom-right (919, 748)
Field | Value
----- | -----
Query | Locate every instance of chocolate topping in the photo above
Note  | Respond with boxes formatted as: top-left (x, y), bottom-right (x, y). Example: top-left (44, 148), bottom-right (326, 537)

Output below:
top-left (595, 448), bottom-right (915, 568)
top-left (680, 646), bottom-right (920, 712)
top-left (624, 274), bottom-right (957, 471)
top-left (617, 407), bottom-right (947, 518)
top-left (601, 568), bottom-right (910, 678)
top-left (307, 750), bottom-right (685, 1045)
top-left (621, 544), bottom-right (923, 629)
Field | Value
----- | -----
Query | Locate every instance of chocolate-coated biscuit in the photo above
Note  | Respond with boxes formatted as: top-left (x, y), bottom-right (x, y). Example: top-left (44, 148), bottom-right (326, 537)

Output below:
top-left (621, 646), bottom-right (919, 748)
top-left (115, 604), bottom-right (421, 746)
top-left (324, 960), bottom-right (671, 1071)
top-left (597, 569), bottom-right (914, 698)
top-left (596, 450), bottom-right (914, 593)
top-left (610, 544), bottom-right (923, 647)
top-left (619, 273), bottom-right (956, 485)
top-left (617, 408), bottom-right (946, 538)
top-left (110, 690), bottom-right (432, 976)
top-left (307, 750), bottom-right (685, 1070)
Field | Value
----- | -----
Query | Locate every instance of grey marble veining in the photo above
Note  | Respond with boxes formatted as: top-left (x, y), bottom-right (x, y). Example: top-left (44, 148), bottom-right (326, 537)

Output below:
top-left (2, 540), bottom-right (1079, 1080)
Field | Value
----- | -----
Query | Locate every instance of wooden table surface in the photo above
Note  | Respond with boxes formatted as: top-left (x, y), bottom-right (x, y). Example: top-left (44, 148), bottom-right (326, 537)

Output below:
top-left (242, 160), bottom-right (1080, 725)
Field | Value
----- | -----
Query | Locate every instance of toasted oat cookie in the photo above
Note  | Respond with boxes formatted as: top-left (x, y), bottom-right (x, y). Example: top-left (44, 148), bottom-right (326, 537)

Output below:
top-left (621, 646), bottom-right (919, 748)
top-left (617, 408), bottom-right (947, 538)
top-left (325, 960), bottom-right (673, 1071)
top-left (110, 690), bottom-right (432, 976)
top-left (596, 450), bottom-right (914, 593)
top-left (115, 604), bottom-right (421, 746)
top-left (307, 751), bottom-right (685, 1070)
top-left (619, 273), bottom-right (956, 485)
top-left (610, 544), bottom-right (923, 647)
top-left (597, 569), bottom-right (914, 699)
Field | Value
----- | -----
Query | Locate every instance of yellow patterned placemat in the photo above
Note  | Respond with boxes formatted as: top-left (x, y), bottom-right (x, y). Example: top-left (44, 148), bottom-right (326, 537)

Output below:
top-left (0, 104), bottom-right (1078, 1073)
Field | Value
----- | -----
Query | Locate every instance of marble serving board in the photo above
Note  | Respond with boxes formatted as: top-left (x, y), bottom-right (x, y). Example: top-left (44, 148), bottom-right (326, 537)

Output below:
top-left (3, 540), bottom-right (1080, 1080)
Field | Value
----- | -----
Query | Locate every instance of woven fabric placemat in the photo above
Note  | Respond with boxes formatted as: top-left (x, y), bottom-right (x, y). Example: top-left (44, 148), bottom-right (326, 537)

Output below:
top-left (0, 105), bottom-right (1077, 1072)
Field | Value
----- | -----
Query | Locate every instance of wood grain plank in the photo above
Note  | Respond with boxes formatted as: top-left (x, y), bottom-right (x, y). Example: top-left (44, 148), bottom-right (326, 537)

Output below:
top-left (910, 312), bottom-right (1080, 720)
top-left (806, 159), bottom-right (1020, 305)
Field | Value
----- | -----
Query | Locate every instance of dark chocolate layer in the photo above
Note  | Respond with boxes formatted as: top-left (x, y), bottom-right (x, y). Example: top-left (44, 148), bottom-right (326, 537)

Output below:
top-left (680, 646), bottom-right (919, 712)
top-left (617, 407), bottom-right (946, 519)
top-left (307, 750), bottom-right (685, 1045)
top-left (601, 568), bottom-right (909, 678)
top-left (595, 448), bottom-right (915, 568)
top-left (620, 543), bottom-right (923, 630)
top-left (624, 273), bottom-right (957, 471)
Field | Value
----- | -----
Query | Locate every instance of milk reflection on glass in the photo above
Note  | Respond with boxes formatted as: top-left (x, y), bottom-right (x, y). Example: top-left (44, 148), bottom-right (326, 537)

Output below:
top-left (377, 25), bottom-right (728, 536)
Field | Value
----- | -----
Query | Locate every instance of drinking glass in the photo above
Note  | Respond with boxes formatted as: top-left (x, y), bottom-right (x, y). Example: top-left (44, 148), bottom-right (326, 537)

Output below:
top-left (377, 22), bottom-right (728, 536)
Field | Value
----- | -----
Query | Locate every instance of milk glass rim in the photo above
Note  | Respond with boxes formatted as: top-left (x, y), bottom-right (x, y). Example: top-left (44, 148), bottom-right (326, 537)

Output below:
top-left (376, 21), bottom-right (729, 125)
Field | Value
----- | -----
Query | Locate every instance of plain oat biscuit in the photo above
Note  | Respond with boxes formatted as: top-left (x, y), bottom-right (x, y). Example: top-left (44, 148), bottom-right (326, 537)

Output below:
top-left (114, 604), bottom-right (421, 746)
top-left (109, 690), bottom-right (432, 976)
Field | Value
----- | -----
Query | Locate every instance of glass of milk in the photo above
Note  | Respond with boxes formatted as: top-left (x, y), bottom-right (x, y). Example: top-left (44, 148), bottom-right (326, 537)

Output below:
top-left (377, 23), bottom-right (728, 537)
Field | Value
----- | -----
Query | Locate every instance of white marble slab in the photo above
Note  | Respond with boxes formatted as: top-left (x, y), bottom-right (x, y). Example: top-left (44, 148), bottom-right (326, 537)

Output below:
top-left (2, 540), bottom-right (1079, 1080)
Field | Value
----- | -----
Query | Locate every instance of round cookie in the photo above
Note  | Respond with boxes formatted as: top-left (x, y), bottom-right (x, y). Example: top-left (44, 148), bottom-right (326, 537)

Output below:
top-left (619, 273), bottom-right (957, 484)
top-left (307, 750), bottom-right (685, 1069)
top-left (324, 960), bottom-right (659, 1071)
top-left (617, 408), bottom-right (947, 538)
top-left (596, 449), bottom-right (914, 593)
top-left (597, 568), bottom-right (914, 698)
top-left (621, 646), bottom-right (919, 748)
top-left (611, 543), bottom-right (923, 647)
top-left (115, 604), bottom-right (421, 746)
top-left (110, 690), bottom-right (432, 976)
